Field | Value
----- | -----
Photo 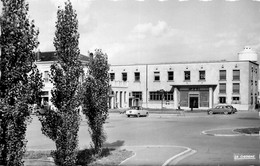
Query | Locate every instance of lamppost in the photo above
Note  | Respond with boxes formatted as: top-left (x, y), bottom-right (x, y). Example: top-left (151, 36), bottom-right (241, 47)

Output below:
top-left (158, 89), bottom-right (165, 109)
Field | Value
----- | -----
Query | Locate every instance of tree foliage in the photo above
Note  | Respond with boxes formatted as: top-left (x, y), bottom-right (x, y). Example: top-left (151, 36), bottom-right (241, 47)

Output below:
top-left (0, 0), bottom-right (42, 165)
top-left (38, 1), bottom-right (83, 165)
top-left (82, 49), bottom-right (110, 155)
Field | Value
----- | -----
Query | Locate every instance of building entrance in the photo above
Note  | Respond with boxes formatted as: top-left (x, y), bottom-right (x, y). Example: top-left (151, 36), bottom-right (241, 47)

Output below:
top-left (189, 96), bottom-right (199, 108)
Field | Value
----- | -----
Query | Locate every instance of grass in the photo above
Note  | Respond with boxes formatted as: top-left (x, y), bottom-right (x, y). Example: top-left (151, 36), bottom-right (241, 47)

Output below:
top-left (23, 151), bottom-right (52, 160)
top-left (24, 148), bottom-right (134, 166)
top-left (234, 127), bottom-right (260, 134)
top-left (89, 149), bottom-right (134, 166)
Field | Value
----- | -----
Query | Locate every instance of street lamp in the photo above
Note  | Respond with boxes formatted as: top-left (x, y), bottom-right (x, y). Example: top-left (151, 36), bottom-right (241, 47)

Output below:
top-left (158, 89), bottom-right (165, 109)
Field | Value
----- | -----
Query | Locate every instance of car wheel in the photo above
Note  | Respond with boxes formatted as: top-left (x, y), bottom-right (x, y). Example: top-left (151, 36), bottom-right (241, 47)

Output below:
top-left (127, 115), bottom-right (130, 118)
top-left (208, 111), bottom-right (213, 115)
top-left (224, 111), bottom-right (228, 115)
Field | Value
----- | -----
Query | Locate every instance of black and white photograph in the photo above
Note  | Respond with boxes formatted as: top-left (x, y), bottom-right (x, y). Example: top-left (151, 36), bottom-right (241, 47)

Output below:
top-left (0, 0), bottom-right (260, 165)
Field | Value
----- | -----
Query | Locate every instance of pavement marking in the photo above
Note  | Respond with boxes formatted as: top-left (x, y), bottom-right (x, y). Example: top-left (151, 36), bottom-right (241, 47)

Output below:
top-left (201, 127), bottom-right (260, 137)
top-left (118, 145), bottom-right (196, 166)
top-left (163, 149), bottom-right (197, 166)
top-left (119, 151), bottom-right (136, 165)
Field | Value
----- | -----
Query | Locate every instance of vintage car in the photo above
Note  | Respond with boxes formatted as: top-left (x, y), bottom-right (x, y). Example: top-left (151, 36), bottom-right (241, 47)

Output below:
top-left (125, 106), bottom-right (149, 117)
top-left (207, 105), bottom-right (237, 115)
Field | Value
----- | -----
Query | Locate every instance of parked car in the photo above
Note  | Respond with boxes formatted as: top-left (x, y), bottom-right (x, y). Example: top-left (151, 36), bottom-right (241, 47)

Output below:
top-left (125, 106), bottom-right (149, 117)
top-left (226, 105), bottom-right (237, 113)
top-left (207, 105), bottom-right (237, 115)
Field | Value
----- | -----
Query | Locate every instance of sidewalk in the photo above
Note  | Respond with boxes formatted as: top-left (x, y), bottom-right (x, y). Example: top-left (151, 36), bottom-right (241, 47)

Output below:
top-left (109, 108), bottom-right (208, 114)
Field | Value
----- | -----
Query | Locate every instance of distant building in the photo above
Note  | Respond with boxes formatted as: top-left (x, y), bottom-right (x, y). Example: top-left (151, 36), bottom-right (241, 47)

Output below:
top-left (35, 51), bottom-right (88, 106)
top-left (109, 48), bottom-right (259, 111)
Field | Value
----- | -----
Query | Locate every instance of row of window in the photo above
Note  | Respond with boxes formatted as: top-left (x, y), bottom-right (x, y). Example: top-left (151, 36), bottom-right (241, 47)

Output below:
top-left (219, 83), bottom-right (240, 94)
top-left (110, 70), bottom-right (241, 82)
top-left (219, 70), bottom-right (240, 81)
top-left (219, 96), bottom-right (240, 104)
top-left (113, 91), bottom-right (174, 101)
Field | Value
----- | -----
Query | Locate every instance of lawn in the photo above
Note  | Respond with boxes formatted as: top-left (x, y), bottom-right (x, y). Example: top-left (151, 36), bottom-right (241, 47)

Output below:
top-left (24, 148), bottom-right (134, 166)
top-left (234, 127), bottom-right (260, 134)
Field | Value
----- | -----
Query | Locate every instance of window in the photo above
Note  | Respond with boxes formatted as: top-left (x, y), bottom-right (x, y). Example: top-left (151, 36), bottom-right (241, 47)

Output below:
top-left (44, 71), bottom-right (49, 83)
top-left (165, 92), bottom-right (174, 101)
top-left (110, 73), bottom-right (115, 81)
top-left (232, 97), bottom-right (240, 104)
top-left (124, 92), bottom-right (126, 103)
top-left (149, 91), bottom-right (173, 101)
top-left (219, 70), bottom-right (226, 80)
top-left (132, 91), bottom-right (142, 100)
top-left (154, 72), bottom-right (160, 81)
top-left (150, 92), bottom-right (162, 101)
top-left (232, 97), bottom-right (240, 101)
top-left (168, 71), bottom-right (174, 81)
top-left (122, 72), bottom-right (127, 81)
top-left (134, 72), bottom-right (140, 82)
top-left (219, 97), bottom-right (226, 104)
top-left (199, 70), bottom-right (205, 80)
top-left (233, 70), bottom-right (240, 80)
top-left (219, 83), bottom-right (226, 94)
top-left (184, 71), bottom-right (190, 81)
top-left (233, 83), bottom-right (240, 94)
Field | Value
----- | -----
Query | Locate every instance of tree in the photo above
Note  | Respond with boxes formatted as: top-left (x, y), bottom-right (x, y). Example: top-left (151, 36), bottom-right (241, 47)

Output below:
top-left (82, 49), bottom-right (110, 155)
top-left (38, 1), bottom-right (83, 165)
top-left (0, 0), bottom-right (41, 165)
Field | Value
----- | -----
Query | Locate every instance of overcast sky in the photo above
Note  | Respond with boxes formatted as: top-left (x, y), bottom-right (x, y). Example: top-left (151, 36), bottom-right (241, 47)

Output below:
top-left (1, 0), bottom-right (260, 65)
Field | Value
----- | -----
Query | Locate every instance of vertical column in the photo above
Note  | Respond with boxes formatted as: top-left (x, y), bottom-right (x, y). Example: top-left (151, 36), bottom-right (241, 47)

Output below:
top-left (48, 89), bottom-right (51, 106)
top-left (115, 91), bottom-right (118, 108)
top-left (174, 87), bottom-right (178, 109)
top-left (209, 87), bottom-right (213, 108)
top-left (111, 96), bottom-right (114, 109)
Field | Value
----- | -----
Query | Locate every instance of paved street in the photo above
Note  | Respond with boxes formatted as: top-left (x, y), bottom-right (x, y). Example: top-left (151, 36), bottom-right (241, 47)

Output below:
top-left (26, 111), bottom-right (260, 165)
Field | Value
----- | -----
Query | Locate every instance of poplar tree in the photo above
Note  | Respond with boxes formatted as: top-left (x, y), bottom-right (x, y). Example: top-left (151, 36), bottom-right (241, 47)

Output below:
top-left (38, 1), bottom-right (83, 165)
top-left (0, 0), bottom-right (41, 165)
top-left (82, 49), bottom-right (110, 155)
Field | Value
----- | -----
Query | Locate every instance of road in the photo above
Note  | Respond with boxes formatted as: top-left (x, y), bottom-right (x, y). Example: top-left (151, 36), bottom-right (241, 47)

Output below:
top-left (26, 111), bottom-right (260, 165)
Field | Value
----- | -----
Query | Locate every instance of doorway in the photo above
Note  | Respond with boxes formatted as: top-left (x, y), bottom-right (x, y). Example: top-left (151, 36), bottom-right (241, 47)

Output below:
top-left (189, 97), bottom-right (199, 108)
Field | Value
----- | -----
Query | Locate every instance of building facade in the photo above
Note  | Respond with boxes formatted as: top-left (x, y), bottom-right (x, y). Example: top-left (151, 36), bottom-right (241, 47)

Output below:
top-left (109, 60), bottom-right (259, 111)
top-left (35, 47), bottom-right (259, 111)
top-left (35, 51), bottom-right (88, 106)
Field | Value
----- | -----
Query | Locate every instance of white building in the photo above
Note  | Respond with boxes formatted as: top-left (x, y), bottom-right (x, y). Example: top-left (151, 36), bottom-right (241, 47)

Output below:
top-left (36, 51), bottom-right (88, 106)
top-left (34, 47), bottom-right (259, 111)
top-left (109, 47), bottom-right (259, 111)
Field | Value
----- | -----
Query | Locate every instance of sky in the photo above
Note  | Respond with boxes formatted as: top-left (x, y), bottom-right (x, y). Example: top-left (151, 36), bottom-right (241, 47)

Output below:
top-left (1, 0), bottom-right (260, 65)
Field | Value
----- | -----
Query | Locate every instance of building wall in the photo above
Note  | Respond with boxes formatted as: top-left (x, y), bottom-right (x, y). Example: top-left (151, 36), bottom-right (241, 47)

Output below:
top-left (35, 59), bottom-right (259, 111)
top-left (109, 61), bottom-right (259, 111)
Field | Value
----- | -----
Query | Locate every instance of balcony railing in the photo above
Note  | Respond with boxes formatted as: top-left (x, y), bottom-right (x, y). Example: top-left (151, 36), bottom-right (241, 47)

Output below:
top-left (110, 80), bottom-right (129, 88)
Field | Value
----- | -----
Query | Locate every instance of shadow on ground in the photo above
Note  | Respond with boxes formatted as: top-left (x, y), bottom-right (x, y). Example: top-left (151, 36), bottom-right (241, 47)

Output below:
top-left (237, 117), bottom-right (260, 120)
top-left (77, 140), bottom-right (125, 166)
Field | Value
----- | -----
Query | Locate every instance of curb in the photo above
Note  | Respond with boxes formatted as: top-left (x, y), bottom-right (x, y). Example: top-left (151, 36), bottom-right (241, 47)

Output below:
top-left (119, 152), bottom-right (136, 165)
top-left (118, 145), bottom-right (196, 166)
top-left (201, 127), bottom-right (260, 137)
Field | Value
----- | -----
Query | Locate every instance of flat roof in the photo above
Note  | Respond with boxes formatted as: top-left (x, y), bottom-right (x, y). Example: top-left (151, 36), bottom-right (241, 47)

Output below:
top-left (110, 60), bottom-right (259, 67)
